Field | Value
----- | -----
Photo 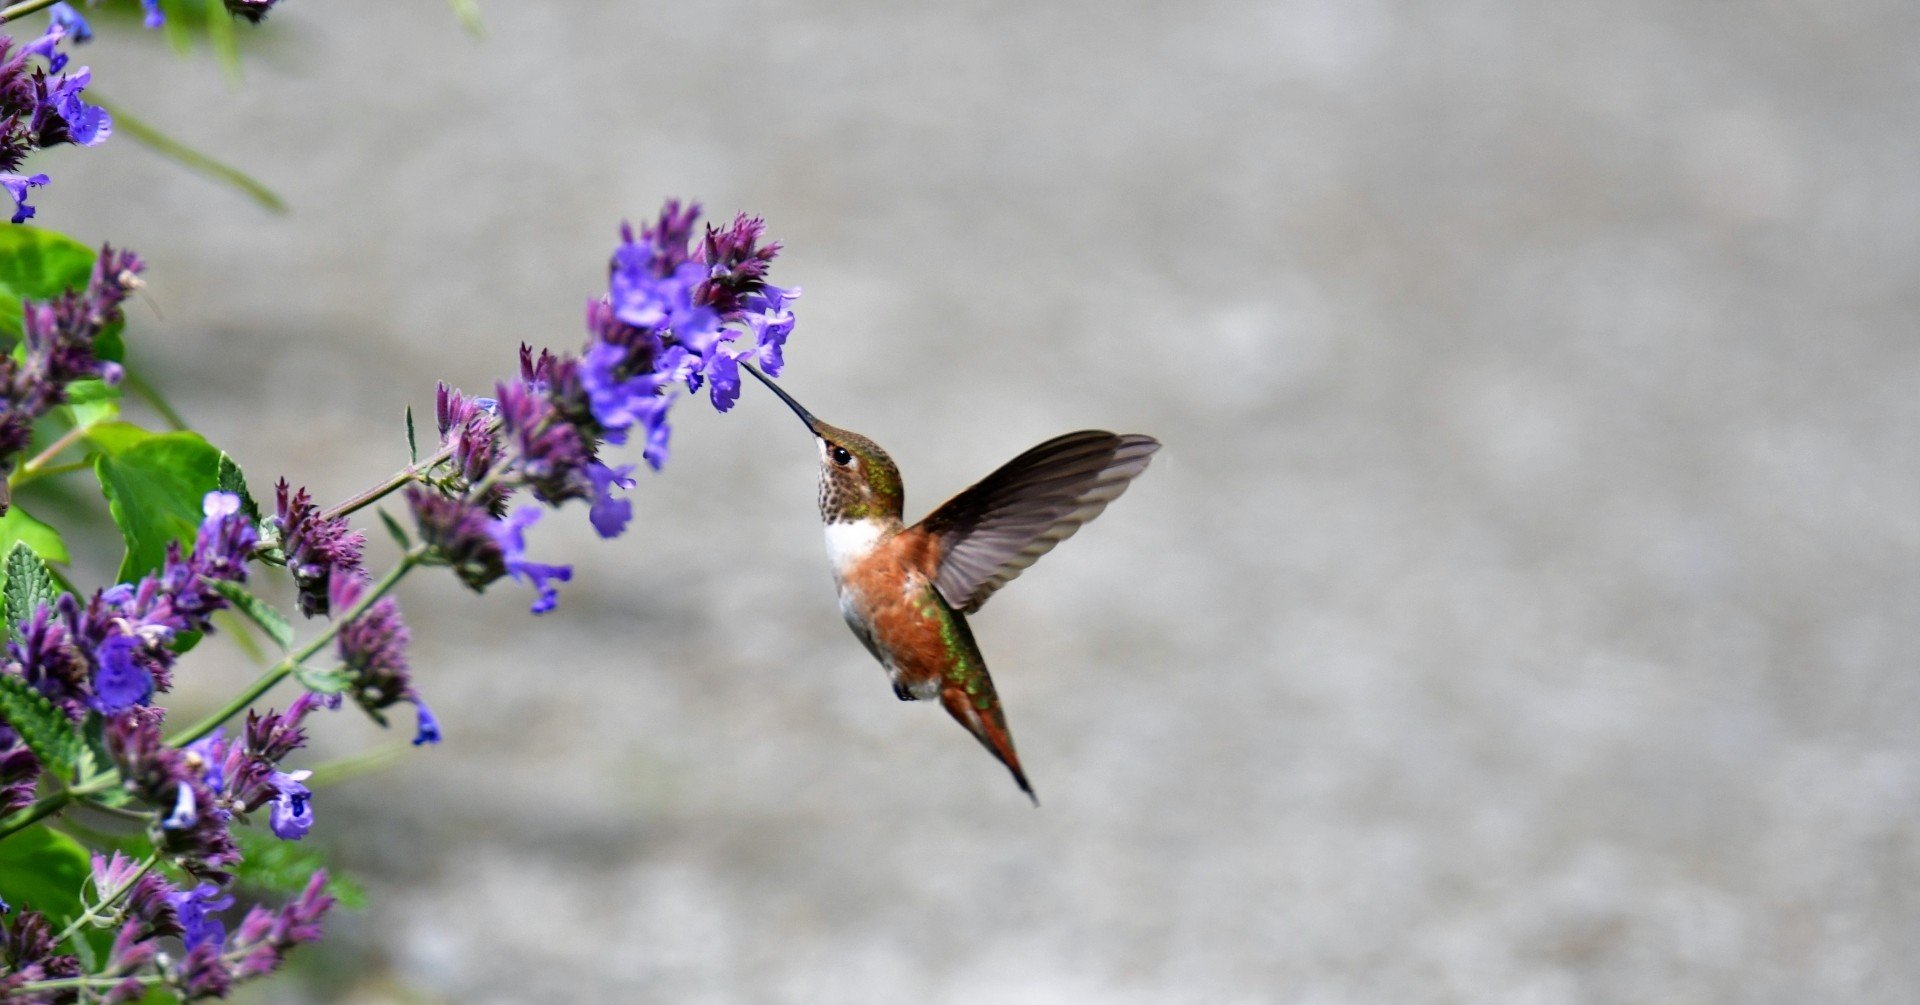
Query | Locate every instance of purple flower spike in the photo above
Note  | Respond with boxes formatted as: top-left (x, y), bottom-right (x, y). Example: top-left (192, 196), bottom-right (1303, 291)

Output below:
top-left (272, 479), bottom-right (366, 617)
top-left (88, 635), bottom-right (152, 714)
top-left (141, 0), bottom-right (164, 28)
top-left (267, 770), bottom-right (313, 840)
top-left (412, 700), bottom-right (441, 746)
top-left (585, 461), bottom-right (636, 538)
top-left (0, 173), bottom-right (48, 224)
top-left (489, 507), bottom-right (571, 614)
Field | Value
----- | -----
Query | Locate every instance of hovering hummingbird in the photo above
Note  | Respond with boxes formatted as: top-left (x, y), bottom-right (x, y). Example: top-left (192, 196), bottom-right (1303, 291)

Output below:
top-left (744, 365), bottom-right (1159, 803)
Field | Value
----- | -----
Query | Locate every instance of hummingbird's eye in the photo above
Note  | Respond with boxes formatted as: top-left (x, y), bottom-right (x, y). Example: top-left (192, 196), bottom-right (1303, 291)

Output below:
top-left (830, 445), bottom-right (853, 466)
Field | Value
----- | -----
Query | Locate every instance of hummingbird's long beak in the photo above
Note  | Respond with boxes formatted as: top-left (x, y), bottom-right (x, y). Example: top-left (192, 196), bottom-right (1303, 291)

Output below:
top-left (742, 362), bottom-right (820, 435)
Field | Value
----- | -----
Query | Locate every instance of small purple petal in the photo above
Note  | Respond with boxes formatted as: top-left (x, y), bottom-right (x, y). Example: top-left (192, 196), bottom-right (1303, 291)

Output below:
top-left (267, 771), bottom-right (313, 840)
top-left (585, 462), bottom-right (636, 538)
top-left (89, 635), bottom-right (153, 714)
top-left (412, 700), bottom-right (441, 746)
top-left (1, 174), bottom-right (49, 225)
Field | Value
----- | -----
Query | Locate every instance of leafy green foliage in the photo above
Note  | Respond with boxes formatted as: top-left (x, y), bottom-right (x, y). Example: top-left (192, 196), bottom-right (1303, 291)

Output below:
top-left (4, 541), bottom-right (62, 640)
top-left (231, 829), bottom-right (368, 911)
top-left (0, 675), bottom-right (84, 780)
top-left (66, 378), bottom-right (123, 431)
top-left (0, 825), bottom-right (92, 926)
top-left (293, 665), bottom-right (353, 695)
top-left (92, 426), bottom-right (224, 581)
top-left (0, 506), bottom-right (71, 566)
top-left (217, 451), bottom-right (261, 525)
top-left (208, 581), bottom-right (293, 650)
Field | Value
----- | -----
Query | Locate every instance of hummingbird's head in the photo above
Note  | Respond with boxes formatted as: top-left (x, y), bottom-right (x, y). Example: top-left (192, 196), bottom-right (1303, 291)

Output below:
top-left (810, 422), bottom-right (903, 524)
top-left (742, 362), bottom-right (904, 523)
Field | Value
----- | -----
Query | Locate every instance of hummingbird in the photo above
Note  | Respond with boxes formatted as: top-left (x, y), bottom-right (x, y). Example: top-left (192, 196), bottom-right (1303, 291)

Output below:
top-left (744, 364), bottom-right (1159, 803)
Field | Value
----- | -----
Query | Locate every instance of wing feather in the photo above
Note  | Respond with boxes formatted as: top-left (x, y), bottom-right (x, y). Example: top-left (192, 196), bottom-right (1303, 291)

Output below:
top-left (917, 431), bottom-right (1159, 613)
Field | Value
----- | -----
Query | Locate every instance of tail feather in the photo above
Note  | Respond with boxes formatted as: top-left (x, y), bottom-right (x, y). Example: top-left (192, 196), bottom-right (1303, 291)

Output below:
top-left (939, 682), bottom-right (1038, 805)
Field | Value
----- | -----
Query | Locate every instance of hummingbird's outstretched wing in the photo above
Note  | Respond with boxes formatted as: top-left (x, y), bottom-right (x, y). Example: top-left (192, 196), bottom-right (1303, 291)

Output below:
top-left (917, 430), bottom-right (1159, 613)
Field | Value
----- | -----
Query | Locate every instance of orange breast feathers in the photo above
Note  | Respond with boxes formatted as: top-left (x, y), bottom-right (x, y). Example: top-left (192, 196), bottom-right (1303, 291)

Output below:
top-left (839, 528), bottom-right (954, 684)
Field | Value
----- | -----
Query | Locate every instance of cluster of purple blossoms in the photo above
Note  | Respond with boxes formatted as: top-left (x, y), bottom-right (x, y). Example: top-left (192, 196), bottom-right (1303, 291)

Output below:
top-left (406, 201), bottom-right (797, 614)
top-left (0, 491), bottom-right (256, 780)
top-left (265, 479), bottom-right (366, 617)
top-left (0, 5), bottom-right (110, 223)
top-left (0, 850), bottom-right (332, 1002)
top-left (0, 245), bottom-right (142, 484)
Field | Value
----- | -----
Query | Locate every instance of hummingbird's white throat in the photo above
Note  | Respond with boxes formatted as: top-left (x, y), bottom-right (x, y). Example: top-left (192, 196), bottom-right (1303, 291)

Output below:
top-left (823, 519), bottom-right (886, 575)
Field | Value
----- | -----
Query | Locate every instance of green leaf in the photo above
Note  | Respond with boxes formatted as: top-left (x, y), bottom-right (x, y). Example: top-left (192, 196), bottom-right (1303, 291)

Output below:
top-left (0, 674), bottom-right (83, 779)
top-left (84, 420), bottom-right (155, 456)
top-left (293, 665), bottom-right (353, 695)
top-left (4, 542), bottom-right (62, 638)
top-left (65, 378), bottom-right (123, 431)
top-left (92, 429), bottom-right (223, 581)
top-left (405, 405), bottom-right (419, 464)
top-left (0, 825), bottom-right (91, 925)
top-left (376, 507), bottom-right (410, 550)
top-left (216, 451), bottom-right (261, 526)
top-left (0, 228), bottom-right (97, 345)
top-left (89, 96), bottom-right (287, 214)
top-left (208, 581), bottom-right (292, 650)
top-left (0, 506), bottom-right (70, 566)
top-left (231, 829), bottom-right (368, 910)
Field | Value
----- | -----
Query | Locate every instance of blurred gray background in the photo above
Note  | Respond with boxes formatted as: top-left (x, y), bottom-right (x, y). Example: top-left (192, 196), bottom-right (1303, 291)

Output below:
top-left (33, 0), bottom-right (1920, 1001)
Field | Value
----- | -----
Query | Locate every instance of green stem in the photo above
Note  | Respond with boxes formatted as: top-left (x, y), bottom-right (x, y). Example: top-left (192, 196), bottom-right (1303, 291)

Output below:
top-left (7, 458), bottom-right (90, 489)
top-left (323, 444), bottom-right (455, 521)
top-left (16, 974), bottom-right (161, 993)
top-left (53, 852), bottom-right (158, 947)
top-left (0, 0), bottom-right (59, 24)
top-left (0, 774), bottom-right (120, 842)
top-left (167, 550), bottom-right (425, 748)
top-left (10, 424), bottom-right (88, 483)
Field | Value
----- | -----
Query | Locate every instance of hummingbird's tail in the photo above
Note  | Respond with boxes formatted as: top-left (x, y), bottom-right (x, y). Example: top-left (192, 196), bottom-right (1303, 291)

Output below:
top-left (939, 681), bottom-right (1038, 806)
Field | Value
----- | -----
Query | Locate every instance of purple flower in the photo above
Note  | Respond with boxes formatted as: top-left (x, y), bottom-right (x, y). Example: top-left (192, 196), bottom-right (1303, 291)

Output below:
top-left (412, 699), bottom-right (441, 745)
top-left (267, 770), bottom-right (313, 840)
top-left (741, 284), bottom-right (800, 375)
top-left (579, 341), bottom-right (669, 445)
top-left (141, 0), bottom-right (164, 28)
top-left (585, 461), bottom-right (635, 538)
top-left (271, 479), bottom-right (366, 617)
top-left (0, 172), bottom-right (46, 224)
top-left (48, 4), bottom-right (91, 44)
top-left (170, 884), bottom-right (234, 950)
top-left (437, 382), bottom-right (500, 484)
top-left (226, 871), bottom-right (335, 980)
top-left (331, 574), bottom-right (416, 727)
top-left (489, 506), bottom-right (571, 614)
top-left (88, 634), bottom-right (152, 714)
top-left (408, 487), bottom-right (506, 590)
top-left (42, 67), bottom-right (111, 147)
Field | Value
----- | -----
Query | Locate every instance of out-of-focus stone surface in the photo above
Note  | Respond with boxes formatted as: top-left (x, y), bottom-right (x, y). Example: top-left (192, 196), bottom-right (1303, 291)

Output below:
top-left (35, 1), bottom-right (1920, 1001)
